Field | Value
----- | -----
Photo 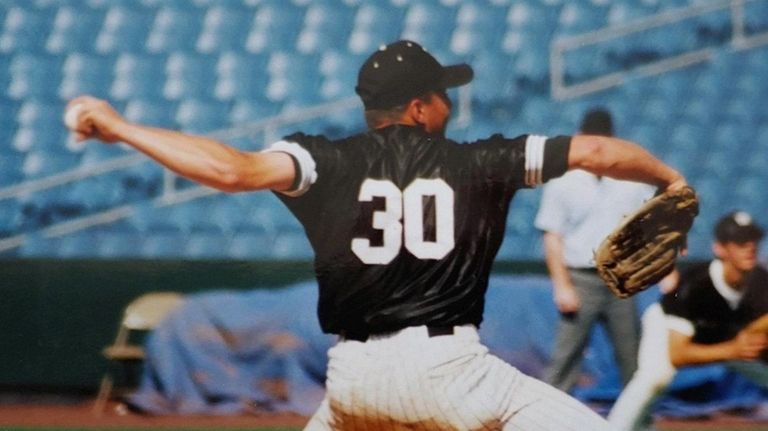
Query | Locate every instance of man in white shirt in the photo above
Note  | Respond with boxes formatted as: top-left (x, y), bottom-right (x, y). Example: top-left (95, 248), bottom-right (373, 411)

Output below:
top-left (535, 108), bottom-right (655, 393)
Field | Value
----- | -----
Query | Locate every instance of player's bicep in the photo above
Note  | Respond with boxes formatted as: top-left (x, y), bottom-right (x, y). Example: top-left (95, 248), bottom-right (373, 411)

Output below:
top-left (262, 140), bottom-right (318, 197)
top-left (237, 151), bottom-right (297, 192)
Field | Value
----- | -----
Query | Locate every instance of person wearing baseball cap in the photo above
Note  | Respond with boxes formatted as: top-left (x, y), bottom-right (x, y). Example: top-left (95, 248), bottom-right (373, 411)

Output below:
top-left (65, 38), bottom-right (686, 430)
top-left (610, 210), bottom-right (768, 430)
top-left (715, 211), bottom-right (765, 244)
top-left (355, 40), bottom-right (473, 133)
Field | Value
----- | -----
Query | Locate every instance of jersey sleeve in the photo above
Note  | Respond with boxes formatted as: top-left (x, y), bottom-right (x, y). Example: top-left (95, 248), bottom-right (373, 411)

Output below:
top-left (524, 135), bottom-right (571, 187)
top-left (262, 132), bottom-right (340, 197)
top-left (468, 134), bottom-right (570, 189)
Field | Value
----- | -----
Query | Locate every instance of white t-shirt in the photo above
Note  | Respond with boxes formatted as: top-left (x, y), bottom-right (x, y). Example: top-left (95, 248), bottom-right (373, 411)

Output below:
top-left (534, 169), bottom-right (655, 268)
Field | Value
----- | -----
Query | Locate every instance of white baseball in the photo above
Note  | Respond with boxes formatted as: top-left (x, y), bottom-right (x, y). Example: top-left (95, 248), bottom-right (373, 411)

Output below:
top-left (63, 103), bottom-right (84, 130)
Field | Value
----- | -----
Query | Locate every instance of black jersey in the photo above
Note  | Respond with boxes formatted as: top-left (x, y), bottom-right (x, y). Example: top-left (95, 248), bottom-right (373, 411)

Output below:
top-left (661, 262), bottom-right (768, 344)
top-left (271, 125), bottom-right (570, 335)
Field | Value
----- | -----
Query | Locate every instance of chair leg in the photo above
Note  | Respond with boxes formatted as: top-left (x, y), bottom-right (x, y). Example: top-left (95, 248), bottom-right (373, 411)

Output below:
top-left (92, 373), bottom-right (113, 416)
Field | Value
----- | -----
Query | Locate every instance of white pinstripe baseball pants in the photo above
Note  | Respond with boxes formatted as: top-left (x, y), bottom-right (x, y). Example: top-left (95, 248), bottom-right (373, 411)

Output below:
top-left (305, 325), bottom-right (611, 430)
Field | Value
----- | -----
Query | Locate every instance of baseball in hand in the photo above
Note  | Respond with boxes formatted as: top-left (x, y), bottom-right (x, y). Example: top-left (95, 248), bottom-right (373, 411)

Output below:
top-left (63, 103), bottom-right (84, 130)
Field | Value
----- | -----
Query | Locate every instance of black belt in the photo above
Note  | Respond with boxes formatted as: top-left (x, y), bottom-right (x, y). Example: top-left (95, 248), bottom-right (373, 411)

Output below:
top-left (340, 326), bottom-right (455, 342)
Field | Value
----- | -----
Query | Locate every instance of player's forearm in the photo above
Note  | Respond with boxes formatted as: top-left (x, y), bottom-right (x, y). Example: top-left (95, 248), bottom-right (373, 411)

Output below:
top-left (111, 122), bottom-right (289, 192)
top-left (569, 135), bottom-right (684, 190)
top-left (668, 340), bottom-right (738, 367)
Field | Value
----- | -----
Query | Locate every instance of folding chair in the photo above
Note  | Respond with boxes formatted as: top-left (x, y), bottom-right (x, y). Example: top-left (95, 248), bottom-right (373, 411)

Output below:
top-left (93, 291), bottom-right (185, 414)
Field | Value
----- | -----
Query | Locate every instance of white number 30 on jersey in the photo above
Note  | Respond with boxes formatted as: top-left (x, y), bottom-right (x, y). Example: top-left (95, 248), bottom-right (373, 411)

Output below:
top-left (352, 178), bottom-right (455, 264)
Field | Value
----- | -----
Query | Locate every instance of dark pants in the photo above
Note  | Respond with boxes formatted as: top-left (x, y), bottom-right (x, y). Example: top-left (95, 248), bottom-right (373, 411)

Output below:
top-left (544, 269), bottom-right (640, 393)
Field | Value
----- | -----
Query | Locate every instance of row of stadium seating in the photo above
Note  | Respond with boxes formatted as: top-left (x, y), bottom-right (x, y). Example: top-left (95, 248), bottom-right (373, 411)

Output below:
top-left (6, 0), bottom-right (745, 56)
top-left (1, 0), bottom-right (768, 260)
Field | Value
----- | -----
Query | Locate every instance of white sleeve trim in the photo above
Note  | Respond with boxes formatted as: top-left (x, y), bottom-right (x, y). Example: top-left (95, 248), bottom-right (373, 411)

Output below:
top-left (262, 140), bottom-right (317, 197)
top-left (524, 135), bottom-right (546, 186)
top-left (665, 314), bottom-right (695, 337)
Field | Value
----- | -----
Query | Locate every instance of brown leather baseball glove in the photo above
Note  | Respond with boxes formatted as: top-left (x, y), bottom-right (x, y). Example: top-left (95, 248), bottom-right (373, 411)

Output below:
top-left (594, 186), bottom-right (699, 298)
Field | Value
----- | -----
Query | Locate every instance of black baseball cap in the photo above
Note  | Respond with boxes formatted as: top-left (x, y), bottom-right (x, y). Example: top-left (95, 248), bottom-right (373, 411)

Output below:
top-left (355, 40), bottom-right (474, 110)
top-left (714, 211), bottom-right (765, 243)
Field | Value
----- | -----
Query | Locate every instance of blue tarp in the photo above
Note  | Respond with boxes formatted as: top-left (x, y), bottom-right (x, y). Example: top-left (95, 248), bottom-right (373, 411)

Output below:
top-left (128, 274), bottom-right (768, 418)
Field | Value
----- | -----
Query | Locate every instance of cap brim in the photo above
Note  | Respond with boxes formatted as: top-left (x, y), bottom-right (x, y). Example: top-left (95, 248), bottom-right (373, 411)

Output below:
top-left (441, 64), bottom-right (474, 89)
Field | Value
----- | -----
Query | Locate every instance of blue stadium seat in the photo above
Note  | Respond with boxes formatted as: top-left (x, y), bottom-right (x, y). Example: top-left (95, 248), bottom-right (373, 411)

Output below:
top-left (272, 230), bottom-right (313, 259)
top-left (607, 2), bottom-right (658, 26)
top-left (18, 234), bottom-right (57, 258)
top-left (265, 52), bottom-right (321, 104)
top-left (401, 1), bottom-right (456, 50)
top-left (94, 5), bottom-right (153, 54)
top-left (46, 6), bottom-right (105, 54)
top-left (451, 1), bottom-right (508, 55)
top-left (214, 51), bottom-right (269, 101)
top-left (697, 147), bottom-right (736, 182)
top-left (139, 229), bottom-right (188, 257)
top-left (505, 0), bottom-right (560, 36)
top-left (318, 50), bottom-right (361, 100)
top-left (638, 96), bottom-right (673, 132)
top-left (228, 228), bottom-right (275, 259)
top-left (59, 53), bottom-right (115, 100)
top-left (12, 126), bottom-right (71, 154)
top-left (79, 141), bottom-right (132, 166)
top-left (347, 3), bottom-right (404, 55)
top-left (95, 229), bottom-right (143, 257)
top-left (16, 100), bottom-right (63, 129)
top-left (733, 176), bottom-right (767, 216)
top-left (22, 151), bottom-right (80, 179)
top-left (555, 2), bottom-right (608, 36)
top-left (756, 124), bottom-right (768, 153)
top-left (174, 98), bottom-right (230, 133)
top-left (56, 233), bottom-right (102, 258)
top-left (469, 51), bottom-right (516, 103)
top-left (652, 72), bottom-right (694, 107)
top-left (744, 0), bottom-right (768, 34)
top-left (163, 52), bottom-right (218, 100)
top-left (110, 53), bottom-right (166, 101)
top-left (228, 97), bottom-right (281, 126)
top-left (679, 95), bottom-right (717, 126)
top-left (721, 92), bottom-right (759, 126)
top-left (196, 4), bottom-right (252, 54)
top-left (668, 121), bottom-right (709, 156)
top-left (503, 24), bottom-right (551, 59)
top-left (245, 1), bottom-right (305, 53)
top-left (123, 97), bottom-right (177, 128)
top-left (0, 198), bottom-right (21, 235)
top-left (8, 53), bottom-right (63, 100)
top-left (66, 177), bottom-right (125, 211)
top-left (166, 201), bottom-right (224, 233)
top-left (712, 122), bottom-right (749, 153)
top-left (118, 162), bottom-right (163, 202)
top-left (145, 6), bottom-right (204, 53)
top-left (183, 230), bottom-right (230, 259)
top-left (0, 154), bottom-right (25, 186)
top-left (129, 202), bottom-right (181, 233)
top-left (0, 6), bottom-right (54, 54)
top-left (296, 2), bottom-right (355, 54)
top-left (514, 95), bottom-right (552, 133)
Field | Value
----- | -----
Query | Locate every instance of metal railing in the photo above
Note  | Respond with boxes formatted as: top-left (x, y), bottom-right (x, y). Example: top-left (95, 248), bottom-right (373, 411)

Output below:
top-left (550, 0), bottom-right (768, 100)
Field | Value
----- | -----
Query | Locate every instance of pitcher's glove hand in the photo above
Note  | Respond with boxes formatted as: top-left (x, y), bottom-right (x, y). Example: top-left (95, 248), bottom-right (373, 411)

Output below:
top-left (594, 186), bottom-right (699, 298)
